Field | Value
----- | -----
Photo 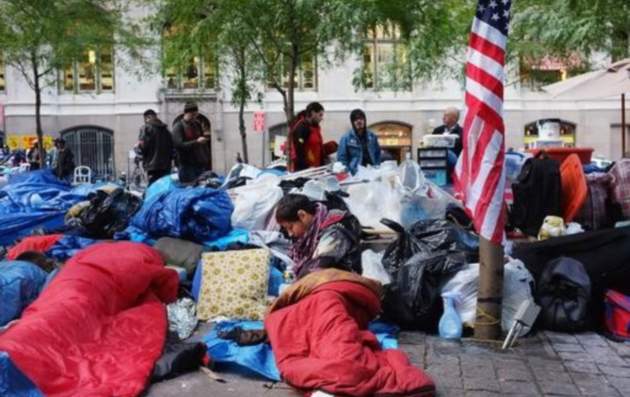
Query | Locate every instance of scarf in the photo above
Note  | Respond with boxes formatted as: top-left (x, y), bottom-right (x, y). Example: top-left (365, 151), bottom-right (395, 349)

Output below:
top-left (290, 203), bottom-right (328, 276)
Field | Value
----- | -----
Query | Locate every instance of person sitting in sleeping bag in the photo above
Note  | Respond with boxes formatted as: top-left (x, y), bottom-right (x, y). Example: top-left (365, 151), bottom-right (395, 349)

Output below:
top-left (275, 193), bottom-right (362, 279)
top-left (0, 251), bottom-right (59, 327)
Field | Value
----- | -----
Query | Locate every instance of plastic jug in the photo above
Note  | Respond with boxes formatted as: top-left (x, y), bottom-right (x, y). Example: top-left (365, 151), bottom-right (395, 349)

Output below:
top-left (439, 292), bottom-right (463, 340)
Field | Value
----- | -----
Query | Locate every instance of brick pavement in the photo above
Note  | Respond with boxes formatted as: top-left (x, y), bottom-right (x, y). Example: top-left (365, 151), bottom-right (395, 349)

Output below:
top-left (147, 330), bottom-right (630, 397)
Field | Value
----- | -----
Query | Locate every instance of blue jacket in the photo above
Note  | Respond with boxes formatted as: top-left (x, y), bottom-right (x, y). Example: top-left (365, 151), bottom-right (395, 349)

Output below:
top-left (337, 129), bottom-right (381, 175)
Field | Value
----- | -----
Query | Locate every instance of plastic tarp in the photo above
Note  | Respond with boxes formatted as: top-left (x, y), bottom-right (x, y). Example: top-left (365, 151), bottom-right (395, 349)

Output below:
top-left (0, 260), bottom-right (48, 327)
top-left (124, 187), bottom-right (233, 243)
top-left (441, 259), bottom-right (536, 336)
top-left (203, 320), bottom-right (401, 382)
top-left (0, 352), bottom-right (42, 397)
top-left (231, 175), bottom-right (283, 231)
top-left (0, 170), bottom-right (91, 246)
top-left (0, 242), bottom-right (179, 397)
top-left (7, 234), bottom-right (97, 262)
top-left (144, 174), bottom-right (179, 200)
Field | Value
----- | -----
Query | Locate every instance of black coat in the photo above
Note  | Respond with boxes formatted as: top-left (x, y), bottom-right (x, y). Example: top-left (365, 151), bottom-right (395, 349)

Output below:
top-left (55, 148), bottom-right (75, 178)
top-left (139, 119), bottom-right (174, 172)
top-left (432, 124), bottom-right (463, 155)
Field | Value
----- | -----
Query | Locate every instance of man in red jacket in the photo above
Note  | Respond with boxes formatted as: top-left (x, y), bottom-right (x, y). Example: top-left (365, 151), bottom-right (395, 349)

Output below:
top-left (289, 102), bottom-right (325, 172)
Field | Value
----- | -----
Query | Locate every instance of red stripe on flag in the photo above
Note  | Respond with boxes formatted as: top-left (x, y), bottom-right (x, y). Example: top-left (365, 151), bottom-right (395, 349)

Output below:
top-left (466, 63), bottom-right (504, 99)
top-left (469, 33), bottom-right (505, 64)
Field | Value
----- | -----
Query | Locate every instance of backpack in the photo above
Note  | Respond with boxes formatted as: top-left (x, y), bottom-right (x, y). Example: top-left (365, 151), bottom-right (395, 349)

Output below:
top-left (604, 290), bottom-right (630, 341)
top-left (510, 154), bottom-right (562, 236)
top-left (536, 257), bottom-right (591, 332)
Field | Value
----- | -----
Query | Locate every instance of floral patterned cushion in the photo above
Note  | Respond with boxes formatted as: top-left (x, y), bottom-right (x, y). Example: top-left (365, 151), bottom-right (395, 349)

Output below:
top-left (197, 249), bottom-right (270, 320)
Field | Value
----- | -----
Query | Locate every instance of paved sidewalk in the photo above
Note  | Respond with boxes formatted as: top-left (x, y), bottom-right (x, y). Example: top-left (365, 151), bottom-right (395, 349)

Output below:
top-left (147, 329), bottom-right (630, 397)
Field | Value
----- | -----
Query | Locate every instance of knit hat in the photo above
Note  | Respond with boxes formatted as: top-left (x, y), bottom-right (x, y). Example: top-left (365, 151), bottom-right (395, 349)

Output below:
top-left (184, 102), bottom-right (198, 114)
top-left (350, 108), bottom-right (366, 123)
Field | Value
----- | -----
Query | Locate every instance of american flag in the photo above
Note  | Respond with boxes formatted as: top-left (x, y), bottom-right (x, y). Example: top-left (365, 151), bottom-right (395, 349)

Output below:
top-left (454, 0), bottom-right (511, 244)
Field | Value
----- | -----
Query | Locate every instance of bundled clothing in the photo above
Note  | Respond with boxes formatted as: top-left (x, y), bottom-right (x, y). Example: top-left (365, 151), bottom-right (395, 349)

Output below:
top-left (139, 118), bottom-right (174, 184)
top-left (172, 118), bottom-right (211, 183)
top-left (289, 112), bottom-right (324, 172)
top-left (289, 203), bottom-right (361, 279)
top-left (265, 268), bottom-right (435, 396)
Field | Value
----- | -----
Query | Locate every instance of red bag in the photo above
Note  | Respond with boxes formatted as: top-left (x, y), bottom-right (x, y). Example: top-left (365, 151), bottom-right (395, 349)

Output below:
top-left (604, 289), bottom-right (630, 341)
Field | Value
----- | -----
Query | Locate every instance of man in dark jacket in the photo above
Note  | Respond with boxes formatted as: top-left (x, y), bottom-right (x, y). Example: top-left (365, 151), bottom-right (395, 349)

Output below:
top-left (171, 102), bottom-right (211, 184)
top-left (432, 107), bottom-right (463, 156)
top-left (53, 138), bottom-right (75, 181)
top-left (138, 109), bottom-right (174, 185)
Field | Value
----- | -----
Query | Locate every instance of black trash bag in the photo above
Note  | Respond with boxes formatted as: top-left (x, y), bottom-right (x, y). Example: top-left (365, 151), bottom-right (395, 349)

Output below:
top-left (383, 249), bottom-right (466, 332)
top-left (151, 340), bottom-right (207, 382)
top-left (195, 171), bottom-right (222, 189)
top-left (408, 219), bottom-right (480, 263)
top-left (69, 188), bottom-right (142, 239)
top-left (380, 219), bottom-right (466, 331)
top-left (536, 257), bottom-right (592, 332)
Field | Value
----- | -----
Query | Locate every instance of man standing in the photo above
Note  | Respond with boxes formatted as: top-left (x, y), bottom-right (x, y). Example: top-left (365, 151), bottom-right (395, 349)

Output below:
top-left (53, 138), bottom-right (75, 181)
top-left (289, 102), bottom-right (325, 172)
top-left (433, 107), bottom-right (463, 156)
top-left (138, 109), bottom-right (173, 185)
top-left (172, 102), bottom-right (211, 184)
top-left (337, 109), bottom-right (381, 175)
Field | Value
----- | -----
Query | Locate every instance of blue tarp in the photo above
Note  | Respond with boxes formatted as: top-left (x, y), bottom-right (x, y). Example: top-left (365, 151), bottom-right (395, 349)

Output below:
top-left (123, 187), bottom-right (233, 243)
top-left (0, 261), bottom-right (47, 327)
top-left (0, 170), bottom-right (91, 245)
top-left (47, 235), bottom-right (97, 262)
top-left (0, 352), bottom-right (42, 397)
top-left (203, 320), bottom-right (399, 381)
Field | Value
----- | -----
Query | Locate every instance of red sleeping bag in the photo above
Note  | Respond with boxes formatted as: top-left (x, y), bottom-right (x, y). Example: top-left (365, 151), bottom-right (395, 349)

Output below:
top-left (0, 242), bottom-right (178, 397)
top-left (7, 234), bottom-right (63, 259)
top-left (265, 279), bottom-right (435, 396)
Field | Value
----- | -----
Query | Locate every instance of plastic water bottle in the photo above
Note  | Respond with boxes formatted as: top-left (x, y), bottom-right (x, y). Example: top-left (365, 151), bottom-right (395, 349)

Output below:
top-left (439, 292), bottom-right (463, 340)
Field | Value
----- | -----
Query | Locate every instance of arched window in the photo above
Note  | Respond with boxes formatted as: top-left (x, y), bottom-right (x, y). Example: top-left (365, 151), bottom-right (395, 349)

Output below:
top-left (369, 121), bottom-right (413, 162)
top-left (60, 125), bottom-right (115, 180)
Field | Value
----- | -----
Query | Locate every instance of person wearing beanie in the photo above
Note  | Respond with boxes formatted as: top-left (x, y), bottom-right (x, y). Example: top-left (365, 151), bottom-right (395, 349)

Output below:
top-left (171, 101), bottom-right (212, 184)
top-left (137, 109), bottom-right (173, 185)
top-left (337, 108), bottom-right (381, 175)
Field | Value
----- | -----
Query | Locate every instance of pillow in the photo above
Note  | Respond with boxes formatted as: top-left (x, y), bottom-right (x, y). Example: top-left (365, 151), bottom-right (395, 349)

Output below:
top-left (197, 249), bottom-right (270, 321)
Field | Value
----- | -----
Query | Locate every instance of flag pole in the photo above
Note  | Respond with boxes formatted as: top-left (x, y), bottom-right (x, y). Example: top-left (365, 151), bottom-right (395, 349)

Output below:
top-left (474, 238), bottom-right (504, 340)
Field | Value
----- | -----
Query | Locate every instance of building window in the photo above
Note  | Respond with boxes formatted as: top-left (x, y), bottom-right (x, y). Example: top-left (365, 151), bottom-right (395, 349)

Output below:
top-left (164, 54), bottom-right (217, 91)
top-left (0, 52), bottom-right (5, 92)
top-left (60, 47), bottom-right (114, 94)
top-left (362, 23), bottom-right (410, 90)
top-left (267, 51), bottom-right (317, 91)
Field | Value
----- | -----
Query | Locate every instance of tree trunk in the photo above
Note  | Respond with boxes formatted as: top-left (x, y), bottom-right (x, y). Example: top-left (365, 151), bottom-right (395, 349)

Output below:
top-left (32, 56), bottom-right (44, 168)
top-left (237, 50), bottom-right (249, 164)
top-left (238, 100), bottom-right (249, 164)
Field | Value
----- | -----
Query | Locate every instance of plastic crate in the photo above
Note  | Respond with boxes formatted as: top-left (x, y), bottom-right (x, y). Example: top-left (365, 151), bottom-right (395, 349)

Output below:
top-left (424, 168), bottom-right (448, 186)
top-left (418, 148), bottom-right (449, 159)
top-left (419, 159), bottom-right (448, 168)
top-left (528, 147), bottom-right (594, 165)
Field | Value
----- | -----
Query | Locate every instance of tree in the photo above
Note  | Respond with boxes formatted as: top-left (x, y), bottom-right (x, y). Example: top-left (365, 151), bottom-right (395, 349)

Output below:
top-left (510, 0), bottom-right (630, 74)
top-left (0, 0), bottom-right (147, 167)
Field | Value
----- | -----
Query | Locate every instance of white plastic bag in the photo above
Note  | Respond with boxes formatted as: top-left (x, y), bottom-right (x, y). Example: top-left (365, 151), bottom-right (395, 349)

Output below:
top-left (344, 178), bottom-right (402, 230)
top-left (441, 259), bottom-right (535, 336)
top-left (361, 250), bottom-right (390, 285)
top-left (231, 175), bottom-right (283, 230)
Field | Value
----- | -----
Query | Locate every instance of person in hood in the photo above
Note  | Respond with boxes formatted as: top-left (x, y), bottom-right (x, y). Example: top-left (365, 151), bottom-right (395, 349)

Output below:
top-left (53, 138), bottom-right (75, 181)
top-left (138, 109), bottom-right (174, 185)
top-left (289, 102), bottom-right (325, 172)
top-left (337, 109), bottom-right (381, 175)
top-left (172, 102), bottom-right (212, 184)
top-left (275, 194), bottom-right (362, 279)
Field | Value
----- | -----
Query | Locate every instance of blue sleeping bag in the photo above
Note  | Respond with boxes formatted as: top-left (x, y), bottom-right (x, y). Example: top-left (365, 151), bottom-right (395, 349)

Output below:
top-left (125, 187), bottom-right (233, 243)
top-left (0, 260), bottom-right (47, 327)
